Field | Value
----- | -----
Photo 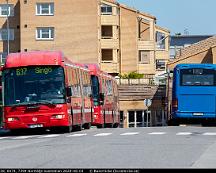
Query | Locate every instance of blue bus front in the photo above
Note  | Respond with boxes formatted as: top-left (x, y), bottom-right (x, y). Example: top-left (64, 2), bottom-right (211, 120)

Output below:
top-left (172, 64), bottom-right (216, 122)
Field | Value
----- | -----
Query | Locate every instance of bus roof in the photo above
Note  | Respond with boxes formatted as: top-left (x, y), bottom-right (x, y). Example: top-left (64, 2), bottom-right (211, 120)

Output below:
top-left (175, 64), bottom-right (216, 69)
top-left (4, 51), bottom-right (65, 68)
top-left (86, 64), bottom-right (101, 75)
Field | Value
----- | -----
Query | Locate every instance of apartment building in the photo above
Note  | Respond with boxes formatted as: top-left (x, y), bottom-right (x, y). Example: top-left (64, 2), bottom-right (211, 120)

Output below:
top-left (0, 0), bottom-right (170, 77)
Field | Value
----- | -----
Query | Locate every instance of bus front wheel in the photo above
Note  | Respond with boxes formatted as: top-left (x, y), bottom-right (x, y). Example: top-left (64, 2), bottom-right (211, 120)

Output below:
top-left (168, 119), bottom-right (179, 126)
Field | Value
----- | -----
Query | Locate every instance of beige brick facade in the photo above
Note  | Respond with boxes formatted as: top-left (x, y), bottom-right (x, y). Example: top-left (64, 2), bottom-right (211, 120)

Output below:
top-left (0, 0), bottom-right (170, 77)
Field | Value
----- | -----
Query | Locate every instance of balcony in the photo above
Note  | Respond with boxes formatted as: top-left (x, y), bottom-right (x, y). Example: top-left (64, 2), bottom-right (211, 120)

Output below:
top-left (101, 38), bottom-right (119, 49)
top-left (100, 62), bottom-right (119, 74)
top-left (138, 40), bottom-right (155, 50)
top-left (101, 15), bottom-right (119, 26)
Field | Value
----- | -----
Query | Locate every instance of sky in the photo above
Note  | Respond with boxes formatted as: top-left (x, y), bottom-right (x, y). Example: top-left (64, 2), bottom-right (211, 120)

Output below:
top-left (117, 0), bottom-right (216, 36)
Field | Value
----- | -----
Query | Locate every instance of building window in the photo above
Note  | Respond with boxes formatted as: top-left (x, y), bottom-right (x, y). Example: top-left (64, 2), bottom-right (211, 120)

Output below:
top-left (156, 59), bottom-right (166, 70)
top-left (0, 52), bottom-right (7, 64)
top-left (101, 4), bottom-right (112, 15)
top-left (102, 49), bottom-right (113, 61)
top-left (36, 27), bottom-right (54, 40)
top-left (36, 3), bottom-right (54, 16)
top-left (0, 4), bottom-right (14, 17)
top-left (139, 51), bottom-right (150, 64)
top-left (170, 47), bottom-right (176, 59)
top-left (0, 29), bottom-right (14, 41)
top-left (156, 31), bottom-right (166, 49)
top-left (101, 25), bottom-right (113, 39)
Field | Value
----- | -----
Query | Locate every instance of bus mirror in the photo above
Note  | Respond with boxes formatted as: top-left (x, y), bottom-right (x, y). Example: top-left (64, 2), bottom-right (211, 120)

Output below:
top-left (66, 87), bottom-right (72, 97)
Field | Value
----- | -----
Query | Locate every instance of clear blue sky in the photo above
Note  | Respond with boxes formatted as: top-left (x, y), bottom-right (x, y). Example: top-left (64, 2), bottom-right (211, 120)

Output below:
top-left (118, 0), bottom-right (216, 35)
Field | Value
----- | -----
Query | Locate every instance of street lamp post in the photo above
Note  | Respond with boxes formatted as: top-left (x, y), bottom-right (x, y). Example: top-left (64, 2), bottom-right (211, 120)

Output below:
top-left (6, 0), bottom-right (10, 56)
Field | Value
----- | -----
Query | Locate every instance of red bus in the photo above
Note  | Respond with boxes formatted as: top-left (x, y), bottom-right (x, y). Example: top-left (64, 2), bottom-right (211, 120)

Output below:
top-left (2, 51), bottom-right (92, 133)
top-left (87, 64), bottom-right (119, 128)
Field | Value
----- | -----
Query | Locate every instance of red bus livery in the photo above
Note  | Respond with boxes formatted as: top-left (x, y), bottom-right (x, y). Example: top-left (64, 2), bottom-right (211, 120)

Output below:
top-left (2, 51), bottom-right (94, 133)
top-left (87, 64), bottom-right (119, 128)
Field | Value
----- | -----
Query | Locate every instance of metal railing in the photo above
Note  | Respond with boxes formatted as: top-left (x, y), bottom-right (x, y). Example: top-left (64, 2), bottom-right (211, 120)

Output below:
top-left (116, 78), bottom-right (155, 85)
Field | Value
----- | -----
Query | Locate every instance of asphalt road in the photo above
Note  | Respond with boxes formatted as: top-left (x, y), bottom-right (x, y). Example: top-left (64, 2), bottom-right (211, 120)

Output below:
top-left (0, 126), bottom-right (216, 169)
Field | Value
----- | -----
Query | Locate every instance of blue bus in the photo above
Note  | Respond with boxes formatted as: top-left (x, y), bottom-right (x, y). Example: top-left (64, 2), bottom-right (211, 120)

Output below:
top-left (169, 64), bottom-right (216, 126)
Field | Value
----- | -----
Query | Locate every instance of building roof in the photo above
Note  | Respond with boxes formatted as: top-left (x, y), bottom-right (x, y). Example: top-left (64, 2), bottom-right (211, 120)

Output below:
top-left (119, 3), bottom-right (156, 20)
top-left (156, 25), bottom-right (170, 33)
top-left (168, 36), bottom-right (216, 65)
top-left (170, 35), bottom-right (214, 47)
top-left (103, 0), bottom-right (156, 20)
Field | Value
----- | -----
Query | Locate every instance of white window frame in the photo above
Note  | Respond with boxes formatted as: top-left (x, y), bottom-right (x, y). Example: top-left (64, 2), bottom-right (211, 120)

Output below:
top-left (101, 4), bottom-right (112, 15)
top-left (0, 29), bottom-right (14, 41)
top-left (36, 3), bottom-right (54, 16)
top-left (36, 27), bottom-right (54, 40)
top-left (0, 4), bottom-right (14, 17)
top-left (139, 50), bottom-right (150, 64)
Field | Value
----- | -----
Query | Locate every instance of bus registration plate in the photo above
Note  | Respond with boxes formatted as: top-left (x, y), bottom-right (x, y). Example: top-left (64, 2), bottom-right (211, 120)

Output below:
top-left (193, 113), bottom-right (203, 116)
top-left (29, 124), bottom-right (43, 128)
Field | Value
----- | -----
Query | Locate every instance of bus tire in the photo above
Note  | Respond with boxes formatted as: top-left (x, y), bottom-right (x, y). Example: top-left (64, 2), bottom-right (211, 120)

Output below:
top-left (113, 123), bottom-right (119, 128)
top-left (63, 125), bottom-right (73, 133)
top-left (83, 123), bottom-right (91, 129)
top-left (168, 119), bottom-right (179, 126)
top-left (97, 124), bottom-right (104, 128)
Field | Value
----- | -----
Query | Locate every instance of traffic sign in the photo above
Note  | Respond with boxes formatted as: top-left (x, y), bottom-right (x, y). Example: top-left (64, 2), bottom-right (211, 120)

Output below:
top-left (144, 98), bottom-right (152, 107)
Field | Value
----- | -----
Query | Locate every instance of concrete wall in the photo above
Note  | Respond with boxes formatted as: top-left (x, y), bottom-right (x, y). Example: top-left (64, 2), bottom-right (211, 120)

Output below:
top-left (120, 7), bottom-right (138, 73)
top-left (20, 0), bottom-right (99, 64)
top-left (0, 0), bottom-right (20, 54)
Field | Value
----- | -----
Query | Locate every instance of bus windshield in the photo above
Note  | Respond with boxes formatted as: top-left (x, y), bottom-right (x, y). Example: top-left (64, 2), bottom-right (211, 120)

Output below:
top-left (3, 66), bottom-right (66, 106)
top-left (180, 68), bottom-right (215, 86)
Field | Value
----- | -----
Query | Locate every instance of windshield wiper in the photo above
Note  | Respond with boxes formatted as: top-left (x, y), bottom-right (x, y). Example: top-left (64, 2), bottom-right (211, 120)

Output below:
top-left (11, 101), bottom-right (39, 108)
top-left (37, 100), bottom-right (55, 106)
top-left (11, 100), bottom-right (54, 108)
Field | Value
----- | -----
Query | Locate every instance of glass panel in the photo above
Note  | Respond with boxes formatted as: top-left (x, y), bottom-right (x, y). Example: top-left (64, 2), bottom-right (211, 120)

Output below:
top-left (180, 69), bottom-right (216, 86)
top-left (156, 31), bottom-right (165, 49)
top-left (41, 4), bottom-right (49, 14)
top-left (91, 75), bottom-right (99, 105)
top-left (101, 4), bottom-right (112, 14)
top-left (50, 28), bottom-right (54, 38)
top-left (0, 5), bottom-right (13, 16)
top-left (3, 66), bottom-right (66, 106)
top-left (50, 3), bottom-right (54, 14)
top-left (36, 4), bottom-right (40, 14)
top-left (41, 29), bottom-right (50, 38)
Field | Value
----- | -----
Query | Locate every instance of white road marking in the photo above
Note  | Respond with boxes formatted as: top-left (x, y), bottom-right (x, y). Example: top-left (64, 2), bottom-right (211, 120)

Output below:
top-left (202, 132), bottom-right (216, 136)
top-left (120, 132), bottom-right (139, 136)
top-left (67, 134), bottom-right (87, 137)
top-left (94, 133), bottom-right (112, 137)
top-left (176, 132), bottom-right (192, 136)
top-left (38, 134), bottom-right (60, 138)
top-left (12, 136), bottom-right (34, 139)
top-left (148, 132), bottom-right (166, 135)
top-left (0, 137), bottom-right (9, 140)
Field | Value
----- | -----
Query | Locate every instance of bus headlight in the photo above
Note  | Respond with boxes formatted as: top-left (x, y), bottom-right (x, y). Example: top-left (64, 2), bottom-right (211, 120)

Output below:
top-left (52, 114), bottom-right (65, 119)
top-left (8, 117), bottom-right (19, 122)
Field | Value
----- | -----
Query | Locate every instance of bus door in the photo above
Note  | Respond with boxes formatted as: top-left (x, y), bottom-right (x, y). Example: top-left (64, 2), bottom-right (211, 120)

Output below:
top-left (70, 67), bottom-right (82, 126)
top-left (78, 69), bottom-right (85, 124)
